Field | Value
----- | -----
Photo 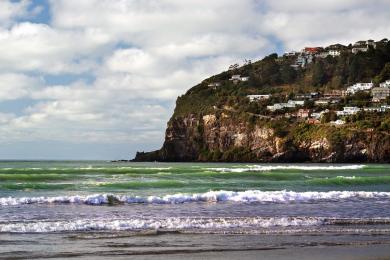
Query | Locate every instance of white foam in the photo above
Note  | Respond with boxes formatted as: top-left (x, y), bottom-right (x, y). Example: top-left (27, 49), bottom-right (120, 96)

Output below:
top-left (336, 176), bottom-right (356, 179)
top-left (1, 190), bottom-right (389, 206)
top-left (0, 216), bottom-right (325, 233)
top-left (208, 165), bottom-right (366, 172)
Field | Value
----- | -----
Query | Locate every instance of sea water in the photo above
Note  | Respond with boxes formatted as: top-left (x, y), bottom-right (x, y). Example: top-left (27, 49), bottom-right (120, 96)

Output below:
top-left (1, 161), bottom-right (390, 258)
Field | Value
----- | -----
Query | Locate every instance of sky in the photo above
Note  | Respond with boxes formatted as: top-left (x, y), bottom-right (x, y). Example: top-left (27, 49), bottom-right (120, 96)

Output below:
top-left (0, 0), bottom-right (389, 160)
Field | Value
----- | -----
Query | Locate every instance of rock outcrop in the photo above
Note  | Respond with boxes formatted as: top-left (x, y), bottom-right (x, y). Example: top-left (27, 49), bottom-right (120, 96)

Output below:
top-left (133, 113), bottom-right (390, 163)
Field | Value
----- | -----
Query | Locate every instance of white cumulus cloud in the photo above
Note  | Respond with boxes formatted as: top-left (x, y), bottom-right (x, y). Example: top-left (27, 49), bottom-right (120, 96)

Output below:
top-left (0, 0), bottom-right (389, 158)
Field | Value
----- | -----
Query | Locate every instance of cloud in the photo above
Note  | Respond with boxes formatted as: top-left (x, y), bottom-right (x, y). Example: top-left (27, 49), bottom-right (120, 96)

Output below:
top-left (0, 0), bottom-right (31, 26)
top-left (0, 73), bottom-right (42, 100)
top-left (0, 0), bottom-right (389, 158)
top-left (262, 0), bottom-right (390, 50)
top-left (0, 22), bottom-right (110, 74)
top-left (105, 48), bottom-right (156, 74)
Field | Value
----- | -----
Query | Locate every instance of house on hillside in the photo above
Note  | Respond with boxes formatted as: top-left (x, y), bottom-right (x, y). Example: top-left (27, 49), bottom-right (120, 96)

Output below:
top-left (336, 107), bottom-right (360, 116)
top-left (288, 100), bottom-right (305, 106)
top-left (247, 95), bottom-right (271, 102)
top-left (366, 39), bottom-right (376, 47)
top-left (354, 40), bottom-right (376, 48)
top-left (316, 52), bottom-right (329, 58)
top-left (284, 51), bottom-right (298, 57)
top-left (346, 82), bottom-right (373, 95)
top-left (303, 47), bottom-right (322, 55)
top-left (296, 92), bottom-right (319, 99)
top-left (267, 100), bottom-right (305, 112)
top-left (295, 55), bottom-right (309, 68)
top-left (352, 40), bottom-right (376, 54)
top-left (296, 93), bottom-right (312, 99)
top-left (327, 44), bottom-right (347, 50)
top-left (297, 109), bottom-right (311, 119)
top-left (380, 80), bottom-right (390, 88)
top-left (315, 99), bottom-right (330, 106)
top-left (331, 120), bottom-right (346, 125)
top-left (352, 46), bottom-right (368, 54)
top-left (328, 50), bottom-right (341, 57)
top-left (208, 82), bottom-right (221, 89)
top-left (372, 87), bottom-right (390, 102)
top-left (267, 104), bottom-right (283, 111)
top-left (230, 75), bottom-right (249, 84)
top-left (363, 107), bottom-right (387, 113)
top-left (324, 90), bottom-right (347, 98)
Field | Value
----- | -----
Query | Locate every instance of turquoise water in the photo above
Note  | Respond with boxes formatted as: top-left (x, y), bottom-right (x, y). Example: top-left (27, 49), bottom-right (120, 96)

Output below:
top-left (0, 162), bottom-right (389, 197)
top-left (1, 161), bottom-right (390, 258)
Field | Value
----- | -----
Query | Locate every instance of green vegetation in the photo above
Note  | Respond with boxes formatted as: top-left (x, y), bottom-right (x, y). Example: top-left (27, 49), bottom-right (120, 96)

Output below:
top-left (168, 39), bottom-right (390, 161)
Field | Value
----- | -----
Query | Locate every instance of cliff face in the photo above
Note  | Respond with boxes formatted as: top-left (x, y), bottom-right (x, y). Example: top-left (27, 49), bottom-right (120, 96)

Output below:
top-left (134, 113), bottom-right (390, 163)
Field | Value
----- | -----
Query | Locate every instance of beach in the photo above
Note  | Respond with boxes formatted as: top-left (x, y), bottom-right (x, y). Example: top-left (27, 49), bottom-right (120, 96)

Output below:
top-left (1, 232), bottom-right (390, 259)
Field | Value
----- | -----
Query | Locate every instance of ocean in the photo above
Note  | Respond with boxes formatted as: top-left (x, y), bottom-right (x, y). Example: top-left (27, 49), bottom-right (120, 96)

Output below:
top-left (1, 161), bottom-right (390, 259)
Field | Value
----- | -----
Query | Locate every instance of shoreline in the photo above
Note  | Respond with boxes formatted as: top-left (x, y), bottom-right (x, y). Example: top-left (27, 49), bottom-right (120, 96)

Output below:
top-left (1, 233), bottom-right (390, 260)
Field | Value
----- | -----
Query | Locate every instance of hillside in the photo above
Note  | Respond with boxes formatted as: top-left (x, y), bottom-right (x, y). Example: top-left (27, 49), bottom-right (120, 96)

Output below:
top-left (133, 39), bottom-right (390, 163)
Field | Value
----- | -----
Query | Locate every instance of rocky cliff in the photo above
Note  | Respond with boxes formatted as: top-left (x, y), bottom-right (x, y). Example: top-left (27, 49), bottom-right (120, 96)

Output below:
top-left (134, 112), bottom-right (390, 163)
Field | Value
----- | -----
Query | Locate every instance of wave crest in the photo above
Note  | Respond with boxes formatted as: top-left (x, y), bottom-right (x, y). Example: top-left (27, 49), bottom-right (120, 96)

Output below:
top-left (0, 217), bottom-right (325, 233)
top-left (208, 165), bottom-right (366, 173)
top-left (1, 190), bottom-right (390, 206)
top-left (2, 216), bottom-right (390, 233)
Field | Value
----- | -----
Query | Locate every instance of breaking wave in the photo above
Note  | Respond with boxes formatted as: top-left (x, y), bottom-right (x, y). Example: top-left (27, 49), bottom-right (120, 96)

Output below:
top-left (2, 216), bottom-right (390, 233)
top-left (208, 165), bottom-right (366, 173)
top-left (2, 190), bottom-right (390, 206)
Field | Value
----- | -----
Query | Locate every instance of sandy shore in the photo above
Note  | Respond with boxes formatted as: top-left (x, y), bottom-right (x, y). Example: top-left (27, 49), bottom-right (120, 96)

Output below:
top-left (72, 245), bottom-right (390, 260)
top-left (2, 232), bottom-right (390, 260)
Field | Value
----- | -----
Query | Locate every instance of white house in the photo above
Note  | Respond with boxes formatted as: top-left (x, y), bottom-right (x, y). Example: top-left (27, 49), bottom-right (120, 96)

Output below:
top-left (344, 107), bottom-right (361, 114)
top-left (288, 100), bottom-right (305, 106)
top-left (379, 80), bottom-right (390, 88)
top-left (336, 107), bottom-right (361, 116)
top-left (208, 82), bottom-right (221, 88)
top-left (267, 103), bottom-right (289, 111)
top-left (267, 104), bottom-right (286, 111)
top-left (328, 50), bottom-right (341, 57)
top-left (331, 120), bottom-right (346, 125)
top-left (315, 100), bottom-right (330, 106)
top-left (267, 105), bottom-right (276, 111)
top-left (352, 47), bottom-right (368, 54)
top-left (284, 51), bottom-right (298, 56)
top-left (247, 95), bottom-right (271, 102)
top-left (230, 75), bottom-right (249, 82)
top-left (363, 107), bottom-right (386, 113)
top-left (352, 40), bottom-right (376, 50)
top-left (363, 105), bottom-right (390, 112)
top-left (346, 82), bottom-right (373, 95)
top-left (267, 100), bottom-right (304, 111)
top-left (311, 112), bottom-right (322, 119)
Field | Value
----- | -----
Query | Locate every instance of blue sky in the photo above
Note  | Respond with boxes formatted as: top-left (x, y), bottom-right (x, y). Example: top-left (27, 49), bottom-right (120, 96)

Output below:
top-left (0, 0), bottom-right (389, 160)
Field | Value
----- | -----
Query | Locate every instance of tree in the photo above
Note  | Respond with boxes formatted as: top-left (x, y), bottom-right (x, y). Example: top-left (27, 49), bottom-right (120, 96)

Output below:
top-left (329, 111), bottom-right (337, 121)
top-left (348, 57), bottom-right (360, 83)
top-left (374, 63), bottom-right (390, 85)
top-left (280, 64), bottom-right (297, 84)
top-left (262, 53), bottom-right (278, 61)
top-left (321, 111), bottom-right (337, 123)
top-left (312, 62), bottom-right (326, 86)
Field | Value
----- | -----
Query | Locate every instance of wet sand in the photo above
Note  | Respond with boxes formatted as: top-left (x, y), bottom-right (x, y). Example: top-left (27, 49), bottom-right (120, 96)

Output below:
top-left (2, 232), bottom-right (390, 260)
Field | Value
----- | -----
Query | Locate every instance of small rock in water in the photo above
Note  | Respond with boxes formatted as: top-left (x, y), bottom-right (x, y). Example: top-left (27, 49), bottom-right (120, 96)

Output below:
top-left (107, 195), bottom-right (122, 206)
